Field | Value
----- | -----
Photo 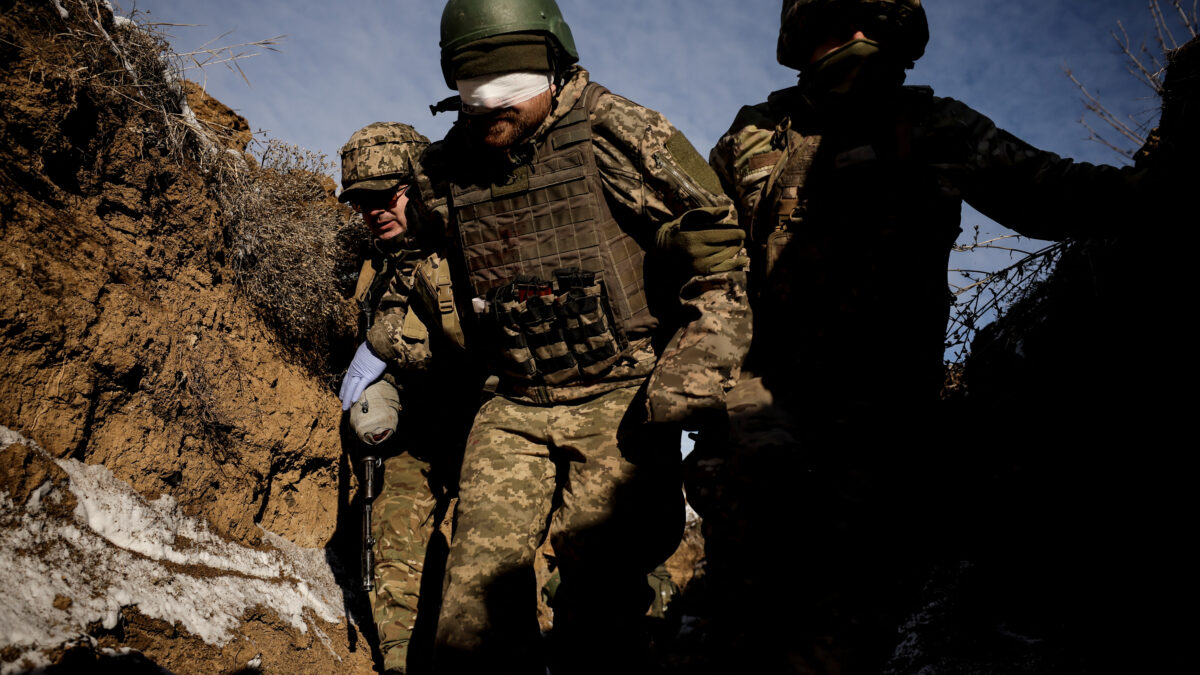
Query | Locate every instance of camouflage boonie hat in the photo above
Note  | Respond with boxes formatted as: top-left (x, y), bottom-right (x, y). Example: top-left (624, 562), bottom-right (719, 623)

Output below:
top-left (338, 122), bottom-right (430, 203)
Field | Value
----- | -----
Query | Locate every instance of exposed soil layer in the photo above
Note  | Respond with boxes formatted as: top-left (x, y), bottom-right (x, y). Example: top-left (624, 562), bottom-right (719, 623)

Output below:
top-left (1, 1), bottom-right (372, 672)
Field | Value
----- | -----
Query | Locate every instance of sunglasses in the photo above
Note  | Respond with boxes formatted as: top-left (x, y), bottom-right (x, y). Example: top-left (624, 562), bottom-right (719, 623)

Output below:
top-left (352, 184), bottom-right (409, 213)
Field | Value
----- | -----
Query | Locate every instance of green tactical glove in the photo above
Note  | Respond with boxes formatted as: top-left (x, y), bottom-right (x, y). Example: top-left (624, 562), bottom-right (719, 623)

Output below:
top-left (656, 209), bottom-right (748, 275)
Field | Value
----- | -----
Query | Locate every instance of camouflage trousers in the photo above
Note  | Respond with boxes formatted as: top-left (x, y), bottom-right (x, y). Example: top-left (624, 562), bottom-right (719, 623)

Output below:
top-left (688, 375), bottom-right (944, 675)
top-left (370, 449), bottom-right (449, 673)
top-left (434, 385), bottom-right (684, 674)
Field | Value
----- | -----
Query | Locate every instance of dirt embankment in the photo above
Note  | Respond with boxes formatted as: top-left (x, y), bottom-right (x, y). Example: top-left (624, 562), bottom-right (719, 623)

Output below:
top-left (1, 1), bottom-right (371, 672)
top-left (0, 1), bottom-right (348, 551)
top-left (932, 35), bottom-right (1200, 675)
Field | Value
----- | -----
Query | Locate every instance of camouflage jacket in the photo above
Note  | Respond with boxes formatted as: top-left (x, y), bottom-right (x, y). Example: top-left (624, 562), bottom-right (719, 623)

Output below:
top-left (710, 84), bottom-right (1155, 405)
top-left (415, 67), bottom-right (750, 421)
top-left (356, 238), bottom-right (434, 374)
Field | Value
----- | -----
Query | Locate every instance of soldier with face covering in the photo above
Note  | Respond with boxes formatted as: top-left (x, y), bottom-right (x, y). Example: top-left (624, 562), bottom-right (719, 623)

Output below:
top-left (699, 1), bottom-right (1178, 672)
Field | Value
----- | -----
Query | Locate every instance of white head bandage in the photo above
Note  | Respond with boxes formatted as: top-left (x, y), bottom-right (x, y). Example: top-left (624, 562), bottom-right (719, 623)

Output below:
top-left (457, 71), bottom-right (553, 115)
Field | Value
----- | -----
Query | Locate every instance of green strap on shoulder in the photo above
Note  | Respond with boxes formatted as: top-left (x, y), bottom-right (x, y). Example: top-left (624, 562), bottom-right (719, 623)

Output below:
top-left (413, 254), bottom-right (466, 349)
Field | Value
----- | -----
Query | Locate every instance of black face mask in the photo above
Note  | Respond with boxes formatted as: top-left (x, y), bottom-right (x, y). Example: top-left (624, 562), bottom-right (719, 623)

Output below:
top-left (798, 38), bottom-right (906, 109)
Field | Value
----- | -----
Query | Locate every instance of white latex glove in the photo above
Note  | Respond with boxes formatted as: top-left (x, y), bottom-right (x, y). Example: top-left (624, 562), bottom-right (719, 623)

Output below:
top-left (339, 342), bottom-right (387, 411)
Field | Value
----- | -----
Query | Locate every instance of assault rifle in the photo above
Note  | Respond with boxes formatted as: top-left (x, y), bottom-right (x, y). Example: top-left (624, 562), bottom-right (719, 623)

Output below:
top-left (349, 381), bottom-right (400, 593)
top-left (359, 451), bottom-right (383, 593)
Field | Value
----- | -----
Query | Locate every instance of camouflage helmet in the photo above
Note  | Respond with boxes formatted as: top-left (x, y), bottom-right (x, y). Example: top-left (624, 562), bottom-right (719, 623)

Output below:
top-left (777, 0), bottom-right (929, 70)
top-left (338, 122), bottom-right (429, 204)
top-left (439, 0), bottom-right (579, 88)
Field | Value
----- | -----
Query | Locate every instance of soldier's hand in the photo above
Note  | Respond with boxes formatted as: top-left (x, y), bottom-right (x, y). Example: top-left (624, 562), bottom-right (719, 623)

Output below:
top-left (339, 342), bottom-right (388, 411)
top-left (656, 214), bottom-right (747, 275)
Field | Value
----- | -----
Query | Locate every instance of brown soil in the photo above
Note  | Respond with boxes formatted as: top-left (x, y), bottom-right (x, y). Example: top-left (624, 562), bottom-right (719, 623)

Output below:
top-left (1, 2), bottom-right (372, 672)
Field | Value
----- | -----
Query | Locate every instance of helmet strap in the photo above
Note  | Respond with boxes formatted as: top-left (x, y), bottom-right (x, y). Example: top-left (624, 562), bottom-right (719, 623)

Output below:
top-left (546, 35), bottom-right (566, 90)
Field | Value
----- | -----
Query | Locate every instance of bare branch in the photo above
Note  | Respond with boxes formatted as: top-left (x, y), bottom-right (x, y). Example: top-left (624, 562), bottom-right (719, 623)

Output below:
top-left (1151, 1), bottom-right (1178, 51)
top-left (1114, 21), bottom-right (1165, 92)
top-left (1079, 117), bottom-right (1139, 159)
top-left (951, 234), bottom-right (1023, 251)
top-left (1064, 67), bottom-right (1147, 155)
top-left (1170, 0), bottom-right (1199, 38)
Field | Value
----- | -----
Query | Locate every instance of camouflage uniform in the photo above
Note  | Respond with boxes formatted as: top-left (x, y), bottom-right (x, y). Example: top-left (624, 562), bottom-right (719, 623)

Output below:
top-left (700, 33), bottom-right (1162, 675)
top-left (354, 243), bottom-right (449, 675)
top-left (413, 65), bottom-right (750, 673)
top-left (342, 123), bottom-right (472, 674)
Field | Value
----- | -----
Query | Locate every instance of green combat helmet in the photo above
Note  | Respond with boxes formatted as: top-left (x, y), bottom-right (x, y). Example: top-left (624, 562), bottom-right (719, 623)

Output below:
top-left (439, 0), bottom-right (579, 89)
top-left (338, 122), bottom-right (430, 203)
top-left (777, 0), bottom-right (929, 70)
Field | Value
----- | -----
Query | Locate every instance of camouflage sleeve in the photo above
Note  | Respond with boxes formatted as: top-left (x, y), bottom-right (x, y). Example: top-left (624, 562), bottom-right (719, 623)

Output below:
top-left (708, 101), bottom-right (782, 229)
top-left (365, 251), bottom-right (435, 372)
top-left (589, 92), bottom-right (752, 426)
top-left (929, 96), bottom-right (1155, 240)
top-left (409, 140), bottom-right (453, 249)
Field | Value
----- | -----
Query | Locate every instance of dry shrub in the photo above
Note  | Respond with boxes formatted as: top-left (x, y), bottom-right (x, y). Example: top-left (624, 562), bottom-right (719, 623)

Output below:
top-left (7, 0), bottom-right (364, 380)
top-left (5, 0), bottom-right (251, 175)
top-left (217, 140), bottom-right (367, 377)
top-left (945, 227), bottom-right (1065, 364)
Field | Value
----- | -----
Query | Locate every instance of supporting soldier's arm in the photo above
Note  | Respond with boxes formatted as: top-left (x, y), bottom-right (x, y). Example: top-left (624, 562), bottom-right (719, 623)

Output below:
top-left (590, 92), bottom-right (752, 427)
top-left (708, 103), bottom-right (782, 232)
top-left (930, 97), bottom-right (1163, 240)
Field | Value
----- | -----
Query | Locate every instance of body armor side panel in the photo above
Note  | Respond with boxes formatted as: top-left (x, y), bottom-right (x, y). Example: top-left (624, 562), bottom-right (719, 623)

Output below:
top-left (750, 87), bottom-right (961, 404)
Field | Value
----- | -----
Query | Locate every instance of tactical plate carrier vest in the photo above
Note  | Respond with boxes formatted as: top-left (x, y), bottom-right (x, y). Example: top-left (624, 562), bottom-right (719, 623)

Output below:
top-left (448, 82), bottom-right (654, 389)
top-left (749, 86), bottom-right (961, 404)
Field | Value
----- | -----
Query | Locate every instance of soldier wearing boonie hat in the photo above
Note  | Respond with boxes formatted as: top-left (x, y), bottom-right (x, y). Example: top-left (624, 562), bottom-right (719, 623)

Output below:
top-left (336, 122), bottom-right (469, 675)
top-left (338, 122), bottom-right (428, 204)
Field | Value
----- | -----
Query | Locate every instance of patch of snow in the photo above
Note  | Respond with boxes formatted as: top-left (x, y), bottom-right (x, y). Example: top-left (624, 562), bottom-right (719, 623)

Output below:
top-left (0, 425), bottom-right (346, 672)
top-left (310, 620), bottom-right (340, 663)
top-left (24, 480), bottom-right (53, 513)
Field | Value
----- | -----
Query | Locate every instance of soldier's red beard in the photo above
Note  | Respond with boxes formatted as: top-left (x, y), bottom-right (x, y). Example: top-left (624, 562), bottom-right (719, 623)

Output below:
top-left (468, 90), bottom-right (553, 150)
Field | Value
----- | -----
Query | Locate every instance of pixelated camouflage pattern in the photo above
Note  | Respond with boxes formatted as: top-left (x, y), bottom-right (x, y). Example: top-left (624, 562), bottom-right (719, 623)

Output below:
top-left (643, 266), bottom-right (749, 428)
top-left (435, 386), bottom-right (683, 672)
top-left (777, 0), bottom-right (929, 69)
top-left (351, 221), bottom-right (463, 674)
top-left (713, 85), bottom-right (1152, 401)
top-left (415, 67), bottom-right (751, 419)
top-left (702, 78), bottom-right (1158, 672)
top-left (370, 449), bottom-right (441, 671)
top-left (361, 243), bottom-right (438, 370)
top-left (712, 85), bottom-right (1154, 262)
top-left (340, 122), bottom-right (430, 200)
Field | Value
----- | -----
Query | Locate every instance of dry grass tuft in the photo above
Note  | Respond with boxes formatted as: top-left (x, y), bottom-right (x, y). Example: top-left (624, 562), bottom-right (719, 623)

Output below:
top-left (7, 0), bottom-right (365, 380)
top-left (217, 140), bottom-right (367, 375)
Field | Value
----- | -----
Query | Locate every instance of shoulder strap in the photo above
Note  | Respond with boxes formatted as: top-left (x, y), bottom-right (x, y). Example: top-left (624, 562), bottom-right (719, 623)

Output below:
top-left (352, 257), bottom-right (378, 304)
top-left (549, 81), bottom-right (609, 150)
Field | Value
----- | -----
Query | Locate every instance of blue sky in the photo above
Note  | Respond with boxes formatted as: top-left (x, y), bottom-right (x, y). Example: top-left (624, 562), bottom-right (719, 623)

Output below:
top-left (130, 0), bottom-right (1164, 168)
top-left (127, 0), bottom-right (1175, 356)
